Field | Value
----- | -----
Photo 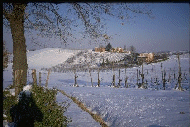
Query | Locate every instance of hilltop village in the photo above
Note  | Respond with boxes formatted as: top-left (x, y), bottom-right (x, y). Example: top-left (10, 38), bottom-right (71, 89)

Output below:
top-left (93, 45), bottom-right (167, 65)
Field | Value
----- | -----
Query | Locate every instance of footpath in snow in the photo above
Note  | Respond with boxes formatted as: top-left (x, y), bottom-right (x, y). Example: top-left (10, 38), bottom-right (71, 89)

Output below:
top-left (56, 92), bottom-right (101, 127)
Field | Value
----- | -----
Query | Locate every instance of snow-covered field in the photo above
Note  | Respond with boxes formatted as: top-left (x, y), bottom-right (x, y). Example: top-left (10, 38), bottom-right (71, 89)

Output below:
top-left (3, 48), bottom-right (189, 127)
top-left (59, 86), bottom-right (189, 127)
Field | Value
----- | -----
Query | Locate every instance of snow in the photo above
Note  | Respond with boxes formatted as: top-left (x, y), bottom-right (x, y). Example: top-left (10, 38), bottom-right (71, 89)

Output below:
top-left (3, 63), bottom-right (13, 89)
top-left (57, 86), bottom-right (189, 127)
top-left (56, 92), bottom-right (101, 127)
top-left (23, 84), bottom-right (32, 91)
top-left (9, 89), bottom-right (15, 96)
top-left (27, 48), bottom-right (80, 70)
top-left (3, 48), bottom-right (189, 127)
top-left (19, 91), bottom-right (32, 99)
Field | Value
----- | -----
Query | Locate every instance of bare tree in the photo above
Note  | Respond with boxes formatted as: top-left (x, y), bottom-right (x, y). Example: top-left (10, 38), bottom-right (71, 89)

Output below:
top-left (129, 45), bottom-right (136, 54)
top-left (124, 45), bottom-right (126, 51)
top-left (129, 45), bottom-right (136, 62)
top-left (3, 2), bottom-right (153, 96)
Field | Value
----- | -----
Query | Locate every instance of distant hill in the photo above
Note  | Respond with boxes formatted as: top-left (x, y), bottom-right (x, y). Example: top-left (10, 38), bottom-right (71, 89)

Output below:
top-left (48, 49), bottom-right (131, 72)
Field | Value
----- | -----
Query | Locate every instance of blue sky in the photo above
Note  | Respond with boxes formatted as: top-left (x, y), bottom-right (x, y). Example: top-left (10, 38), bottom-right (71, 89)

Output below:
top-left (3, 3), bottom-right (189, 53)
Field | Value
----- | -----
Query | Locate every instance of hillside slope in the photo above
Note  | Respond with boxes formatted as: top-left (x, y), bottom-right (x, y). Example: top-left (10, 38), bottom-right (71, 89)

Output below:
top-left (27, 48), bottom-right (81, 70)
top-left (49, 49), bottom-right (131, 72)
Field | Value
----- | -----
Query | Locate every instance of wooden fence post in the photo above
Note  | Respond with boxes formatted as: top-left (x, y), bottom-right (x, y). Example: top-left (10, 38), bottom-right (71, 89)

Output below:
top-left (174, 72), bottom-right (176, 80)
top-left (163, 69), bottom-right (166, 90)
top-left (112, 73), bottom-right (115, 87)
top-left (32, 69), bottom-right (37, 86)
top-left (137, 69), bottom-right (138, 86)
top-left (155, 77), bottom-right (158, 90)
top-left (112, 62), bottom-right (115, 87)
top-left (97, 68), bottom-right (100, 87)
top-left (151, 77), bottom-right (152, 83)
top-left (90, 69), bottom-right (93, 87)
top-left (168, 72), bottom-right (171, 83)
top-left (125, 68), bottom-right (128, 88)
top-left (88, 66), bottom-right (93, 87)
top-left (125, 76), bottom-right (128, 88)
top-left (45, 69), bottom-right (51, 88)
top-left (175, 54), bottom-right (183, 91)
top-left (74, 69), bottom-right (78, 87)
top-left (118, 69), bottom-right (122, 87)
top-left (140, 60), bottom-right (144, 88)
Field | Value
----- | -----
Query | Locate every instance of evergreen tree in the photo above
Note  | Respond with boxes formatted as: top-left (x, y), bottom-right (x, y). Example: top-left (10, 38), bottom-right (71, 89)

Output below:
top-left (105, 43), bottom-right (112, 51)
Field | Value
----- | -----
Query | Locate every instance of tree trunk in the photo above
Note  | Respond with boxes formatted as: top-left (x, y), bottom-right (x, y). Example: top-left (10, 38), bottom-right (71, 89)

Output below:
top-left (9, 4), bottom-right (27, 95)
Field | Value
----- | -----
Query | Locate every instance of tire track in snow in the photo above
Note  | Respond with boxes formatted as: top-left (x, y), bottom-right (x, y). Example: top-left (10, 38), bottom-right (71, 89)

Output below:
top-left (57, 89), bottom-right (108, 127)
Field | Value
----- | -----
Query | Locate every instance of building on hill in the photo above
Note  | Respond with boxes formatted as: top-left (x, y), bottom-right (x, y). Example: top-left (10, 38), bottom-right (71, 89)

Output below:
top-left (138, 52), bottom-right (154, 63)
top-left (117, 47), bottom-right (123, 53)
top-left (95, 47), bottom-right (105, 52)
top-left (123, 50), bottom-right (131, 54)
top-left (111, 47), bottom-right (124, 53)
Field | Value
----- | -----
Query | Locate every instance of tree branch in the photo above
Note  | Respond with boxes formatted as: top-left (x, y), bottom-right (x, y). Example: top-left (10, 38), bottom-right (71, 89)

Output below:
top-left (72, 3), bottom-right (88, 26)
top-left (3, 8), bottom-right (12, 21)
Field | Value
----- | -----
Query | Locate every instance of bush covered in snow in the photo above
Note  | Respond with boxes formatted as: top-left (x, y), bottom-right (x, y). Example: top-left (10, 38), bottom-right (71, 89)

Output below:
top-left (32, 85), bottom-right (70, 126)
top-left (3, 85), bottom-right (71, 126)
top-left (3, 90), bottom-right (17, 122)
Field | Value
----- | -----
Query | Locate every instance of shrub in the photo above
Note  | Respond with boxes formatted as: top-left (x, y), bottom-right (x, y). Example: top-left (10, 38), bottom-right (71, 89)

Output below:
top-left (32, 85), bottom-right (71, 127)
top-left (3, 90), bottom-right (17, 122)
top-left (3, 85), bottom-right (71, 126)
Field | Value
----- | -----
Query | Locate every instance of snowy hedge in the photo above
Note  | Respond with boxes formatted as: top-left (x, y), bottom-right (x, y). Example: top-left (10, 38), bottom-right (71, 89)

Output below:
top-left (3, 85), bottom-right (71, 126)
